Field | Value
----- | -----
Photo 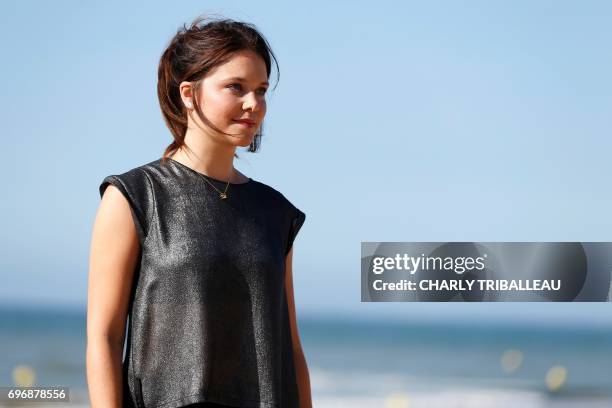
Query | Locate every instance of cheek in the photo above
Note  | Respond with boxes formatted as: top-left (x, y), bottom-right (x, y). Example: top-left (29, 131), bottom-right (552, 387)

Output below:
top-left (202, 92), bottom-right (238, 120)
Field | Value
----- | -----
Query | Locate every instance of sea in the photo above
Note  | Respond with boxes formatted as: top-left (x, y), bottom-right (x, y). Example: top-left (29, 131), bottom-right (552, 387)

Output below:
top-left (1, 305), bottom-right (611, 407)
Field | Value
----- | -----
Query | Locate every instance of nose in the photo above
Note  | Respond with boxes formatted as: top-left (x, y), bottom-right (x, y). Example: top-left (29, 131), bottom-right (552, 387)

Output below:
top-left (242, 91), bottom-right (263, 113)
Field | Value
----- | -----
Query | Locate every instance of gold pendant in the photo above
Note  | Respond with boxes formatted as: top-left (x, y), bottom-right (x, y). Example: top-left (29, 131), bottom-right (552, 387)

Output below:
top-left (220, 192), bottom-right (227, 199)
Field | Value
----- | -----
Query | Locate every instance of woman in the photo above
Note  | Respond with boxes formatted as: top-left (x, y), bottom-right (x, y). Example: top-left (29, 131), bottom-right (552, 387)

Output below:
top-left (87, 16), bottom-right (311, 408)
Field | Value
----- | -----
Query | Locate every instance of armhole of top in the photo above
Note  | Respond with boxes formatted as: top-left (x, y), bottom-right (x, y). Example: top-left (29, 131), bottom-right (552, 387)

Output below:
top-left (99, 176), bottom-right (147, 246)
top-left (285, 208), bottom-right (306, 257)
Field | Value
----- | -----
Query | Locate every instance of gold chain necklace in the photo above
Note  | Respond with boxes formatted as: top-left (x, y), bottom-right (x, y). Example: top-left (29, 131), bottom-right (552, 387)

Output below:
top-left (198, 173), bottom-right (231, 199)
top-left (180, 155), bottom-right (232, 200)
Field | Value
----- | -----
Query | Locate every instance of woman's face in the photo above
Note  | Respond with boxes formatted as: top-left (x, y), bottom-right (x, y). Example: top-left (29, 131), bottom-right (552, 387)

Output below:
top-left (182, 50), bottom-right (269, 148)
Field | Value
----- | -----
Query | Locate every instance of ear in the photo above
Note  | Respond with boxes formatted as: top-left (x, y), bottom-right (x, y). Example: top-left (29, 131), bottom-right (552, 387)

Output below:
top-left (179, 81), bottom-right (194, 108)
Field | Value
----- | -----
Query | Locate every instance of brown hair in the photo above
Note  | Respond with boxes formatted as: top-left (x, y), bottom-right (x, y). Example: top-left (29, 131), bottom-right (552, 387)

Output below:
top-left (157, 15), bottom-right (279, 163)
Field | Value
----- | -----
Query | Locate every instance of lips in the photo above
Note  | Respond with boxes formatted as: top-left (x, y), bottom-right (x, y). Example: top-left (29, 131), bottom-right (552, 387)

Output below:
top-left (233, 119), bottom-right (256, 127)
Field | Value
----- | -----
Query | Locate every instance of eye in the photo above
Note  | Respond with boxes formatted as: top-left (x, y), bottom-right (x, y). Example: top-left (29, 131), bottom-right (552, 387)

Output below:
top-left (227, 83), bottom-right (267, 96)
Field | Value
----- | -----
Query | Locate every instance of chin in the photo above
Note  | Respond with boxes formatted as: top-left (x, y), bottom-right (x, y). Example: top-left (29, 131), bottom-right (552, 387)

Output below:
top-left (224, 126), bottom-right (257, 147)
top-left (236, 141), bottom-right (253, 148)
top-left (233, 135), bottom-right (255, 147)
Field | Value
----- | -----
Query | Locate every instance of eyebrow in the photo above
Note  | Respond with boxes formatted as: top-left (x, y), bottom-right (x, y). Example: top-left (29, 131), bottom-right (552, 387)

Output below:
top-left (224, 77), bottom-right (269, 86)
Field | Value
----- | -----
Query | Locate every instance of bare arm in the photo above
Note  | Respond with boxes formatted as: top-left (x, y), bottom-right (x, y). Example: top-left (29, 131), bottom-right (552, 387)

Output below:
top-left (87, 185), bottom-right (140, 407)
top-left (285, 247), bottom-right (312, 408)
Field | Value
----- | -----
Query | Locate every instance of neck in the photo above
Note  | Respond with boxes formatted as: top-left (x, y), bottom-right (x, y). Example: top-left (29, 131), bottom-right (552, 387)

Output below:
top-left (170, 129), bottom-right (238, 183)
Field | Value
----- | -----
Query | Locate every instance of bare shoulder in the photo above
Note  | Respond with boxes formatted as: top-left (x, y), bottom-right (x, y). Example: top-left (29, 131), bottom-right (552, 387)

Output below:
top-left (95, 184), bottom-right (140, 253)
top-left (99, 184), bottom-right (135, 223)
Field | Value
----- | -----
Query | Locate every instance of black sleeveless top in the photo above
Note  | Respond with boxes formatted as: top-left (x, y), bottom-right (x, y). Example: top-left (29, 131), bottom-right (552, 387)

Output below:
top-left (98, 157), bottom-right (306, 408)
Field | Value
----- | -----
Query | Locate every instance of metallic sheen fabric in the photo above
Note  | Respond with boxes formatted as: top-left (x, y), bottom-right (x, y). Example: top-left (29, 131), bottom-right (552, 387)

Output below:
top-left (99, 158), bottom-right (306, 408)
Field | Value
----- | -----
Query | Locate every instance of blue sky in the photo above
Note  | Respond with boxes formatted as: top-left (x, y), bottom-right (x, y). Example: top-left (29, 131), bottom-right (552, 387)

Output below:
top-left (1, 0), bottom-right (611, 325)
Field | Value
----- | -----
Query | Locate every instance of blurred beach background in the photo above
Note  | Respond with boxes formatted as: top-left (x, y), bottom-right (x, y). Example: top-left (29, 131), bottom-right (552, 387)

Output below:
top-left (1, 304), bottom-right (612, 407)
top-left (2, 0), bottom-right (612, 406)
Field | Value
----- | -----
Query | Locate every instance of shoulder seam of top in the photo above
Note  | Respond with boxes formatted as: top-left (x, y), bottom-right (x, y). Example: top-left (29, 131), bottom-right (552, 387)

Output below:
top-left (256, 181), bottom-right (286, 201)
